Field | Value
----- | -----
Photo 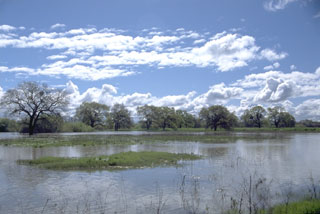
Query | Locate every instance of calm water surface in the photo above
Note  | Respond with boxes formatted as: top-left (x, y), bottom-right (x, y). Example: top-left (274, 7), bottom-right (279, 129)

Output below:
top-left (0, 132), bottom-right (319, 213)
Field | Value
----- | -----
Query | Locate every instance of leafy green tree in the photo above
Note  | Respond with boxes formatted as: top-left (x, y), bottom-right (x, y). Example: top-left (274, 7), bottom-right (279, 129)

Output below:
top-left (199, 105), bottom-right (237, 131)
top-left (279, 112), bottom-right (296, 127)
top-left (75, 102), bottom-right (109, 129)
top-left (0, 118), bottom-right (19, 132)
top-left (110, 104), bottom-right (132, 131)
top-left (267, 106), bottom-right (284, 128)
top-left (241, 106), bottom-right (266, 128)
top-left (20, 114), bottom-right (64, 133)
top-left (153, 107), bottom-right (178, 130)
top-left (175, 110), bottom-right (196, 128)
top-left (267, 106), bottom-right (296, 128)
top-left (137, 105), bottom-right (157, 130)
top-left (0, 82), bottom-right (69, 135)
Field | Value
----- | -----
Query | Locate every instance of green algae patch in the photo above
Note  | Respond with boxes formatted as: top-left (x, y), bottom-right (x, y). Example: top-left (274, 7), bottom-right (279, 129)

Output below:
top-left (17, 151), bottom-right (201, 170)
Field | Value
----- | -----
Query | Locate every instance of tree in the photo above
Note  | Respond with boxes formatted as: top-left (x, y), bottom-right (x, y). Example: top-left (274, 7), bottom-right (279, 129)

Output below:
top-left (20, 114), bottom-right (64, 133)
top-left (279, 112), bottom-right (296, 128)
top-left (300, 120), bottom-right (320, 128)
top-left (137, 105), bottom-right (156, 130)
top-left (110, 104), bottom-right (132, 131)
top-left (75, 102), bottom-right (109, 129)
top-left (241, 106), bottom-right (266, 128)
top-left (153, 106), bottom-right (178, 130)
top-left (0, 118), bottom-right (19, 132)
top-left (267, 106), bottom-right (296, 128)
top-left (176, 110), bottom-right (196, 128)
top-left (267, 106), bottom-right (284, 128)
top-left (0, 82), bottom-right (69, 135)
top-left (199, 105), bottom-right (237, 131)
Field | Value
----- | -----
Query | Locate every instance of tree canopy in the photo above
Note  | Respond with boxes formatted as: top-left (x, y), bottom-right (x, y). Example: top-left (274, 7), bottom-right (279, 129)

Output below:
top-left (241, 106), bottom-right (266, 128)
top-left (0, 82), bottom-right (69, 135)
top-left (267, 106), bottom-right (295, 128)
top-left (200, 105), bottom-right (237, 131)
top-left (75, 102), bottom-right (109, 129)
top-left (110, 104), bottom-right (132, 131)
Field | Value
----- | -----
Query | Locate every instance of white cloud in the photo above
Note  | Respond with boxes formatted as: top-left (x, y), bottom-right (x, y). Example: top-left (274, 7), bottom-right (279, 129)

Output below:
top-left (264, 62), bottom-right (280, 70)
top-left (0, 27), bottom-right (289, 78)
top-left (0, 66), bottom-right (35, 73)
top-left (191, 33), bottom-right (261, 71)
top-left (46, 55), bottom-right (68, 60)
top-left (0, 85), bottom-right (3, 98)
top-left (295, 99), bottom-right (320, 121)
top-left (254, 78), bottom-right (295, 102)
top-left (193, 39), bottom-right (206, 44)
top-left (290, 64), bottom-right (297, 70)
top-left (260, 49), bottom-right (287, 61)
top-left (0, 25), bottom-right (16, 31)
top-left (153, 91), bottom-right (196, 107)
top-left (264, 0), bottom-right (297, 11)
top-left (264, 65), bottom-right (274, 70)
top-left (50, 23), bottom-right (66, 29)
top-left (233, 67), bottom-right (320, 101)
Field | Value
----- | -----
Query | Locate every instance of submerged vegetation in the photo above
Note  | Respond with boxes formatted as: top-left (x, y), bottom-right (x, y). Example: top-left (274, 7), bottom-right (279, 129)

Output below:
top-left (0, 132), bottom-right (277, 147)
top-left (17, 151), bottom-right (201, 170)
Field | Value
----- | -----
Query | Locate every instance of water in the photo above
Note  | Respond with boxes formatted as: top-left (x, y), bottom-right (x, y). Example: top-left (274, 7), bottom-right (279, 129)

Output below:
top-left (0, 132), bottom-right (319, 213)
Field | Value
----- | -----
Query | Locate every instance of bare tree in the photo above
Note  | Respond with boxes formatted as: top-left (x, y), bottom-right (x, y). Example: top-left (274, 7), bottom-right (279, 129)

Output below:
top-left (0, 81), bottom-right (69, 135)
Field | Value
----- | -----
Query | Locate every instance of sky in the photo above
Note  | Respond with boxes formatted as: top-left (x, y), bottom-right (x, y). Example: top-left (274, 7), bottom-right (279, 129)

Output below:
top-left (0, 0), bottom-right (319, 120)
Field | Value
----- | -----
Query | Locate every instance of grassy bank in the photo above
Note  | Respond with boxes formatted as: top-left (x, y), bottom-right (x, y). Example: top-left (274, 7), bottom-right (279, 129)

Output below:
top-left (233, 127), bottom-right (320, 132)
top-left (0, 132), bottom-right (277, 147)
top-left (259, 199), bottom-right (320, 214)
top-left (131, 127), bottom-right (320, 132)
top-left (17, 151), bottom-right (201, 170)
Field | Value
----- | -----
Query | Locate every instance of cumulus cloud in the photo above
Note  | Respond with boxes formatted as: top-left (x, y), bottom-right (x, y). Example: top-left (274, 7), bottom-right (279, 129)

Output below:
top-left (295, 99), bottom-right (320, 121)
top-left (3, 64), bottom-right (320, 120)
top-left (63, 81), bottom-right (244, 116)
top-left (264, 0), bottom-right (297, 11)
top-left (191, 33), bottom-right (260, 71)
top-left (50, 23), bottom-right (66, 29)
top-left (254, 78), bottom-right (295, 102)
top-left (0, 85), bottom-right (3, 98)
top-left (233, 67), bottom-right (320, 98)
top-left (0, 25), bottom-right (16, 31)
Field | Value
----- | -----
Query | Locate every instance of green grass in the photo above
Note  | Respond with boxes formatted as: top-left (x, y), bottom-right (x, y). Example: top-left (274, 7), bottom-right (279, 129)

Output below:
top-left (233, 127), bottom-right (320, 132)
top-left (0, 132), bottom-right (276, 147)
top-left (17, 151), bottom-right (201, 170)
top-left (260, 199), bottom-right (320, 214)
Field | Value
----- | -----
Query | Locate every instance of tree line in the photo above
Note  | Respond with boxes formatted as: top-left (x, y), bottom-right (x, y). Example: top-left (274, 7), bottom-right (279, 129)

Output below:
top-left (0, 81), bottom-right (316, 135)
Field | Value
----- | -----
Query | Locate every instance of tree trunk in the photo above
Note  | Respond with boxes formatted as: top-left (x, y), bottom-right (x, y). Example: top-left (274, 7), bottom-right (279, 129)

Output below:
top-left (214, 125), bottom-right (217, 131)
top-left (28, 117), bottom-right (35, 136)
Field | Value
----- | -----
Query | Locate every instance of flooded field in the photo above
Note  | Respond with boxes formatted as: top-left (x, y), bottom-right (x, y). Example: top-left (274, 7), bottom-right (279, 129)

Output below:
top-left (0, 132), bottom-right (320, 213)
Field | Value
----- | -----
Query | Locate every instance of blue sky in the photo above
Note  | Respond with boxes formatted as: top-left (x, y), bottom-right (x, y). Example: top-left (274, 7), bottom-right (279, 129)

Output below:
top-left (0, 0), bottom-right (320, 120)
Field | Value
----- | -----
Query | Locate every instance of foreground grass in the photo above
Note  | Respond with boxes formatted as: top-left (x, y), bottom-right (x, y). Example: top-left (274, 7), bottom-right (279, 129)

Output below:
top-left (260, 199), bottom-right (320, 214)
top-left (17, 151), bottom-right (201, 170)
top-left (0, 132), bottom-right (276, 147)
